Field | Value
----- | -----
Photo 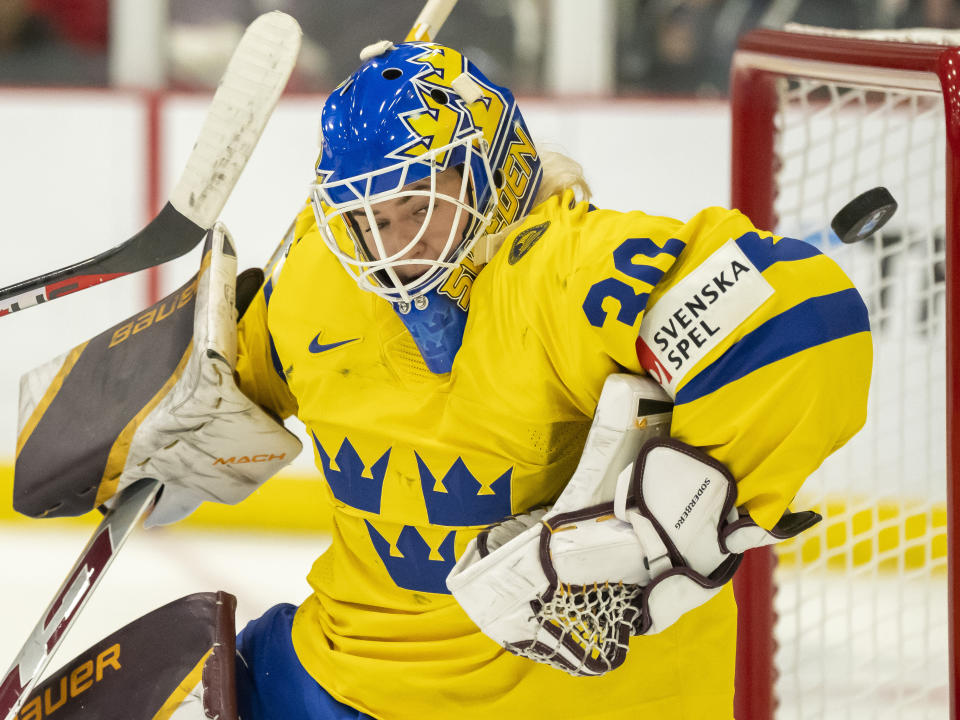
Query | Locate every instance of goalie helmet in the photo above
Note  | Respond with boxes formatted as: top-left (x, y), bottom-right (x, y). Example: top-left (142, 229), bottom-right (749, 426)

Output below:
top-left (311, 41), bottom-right (543, 307)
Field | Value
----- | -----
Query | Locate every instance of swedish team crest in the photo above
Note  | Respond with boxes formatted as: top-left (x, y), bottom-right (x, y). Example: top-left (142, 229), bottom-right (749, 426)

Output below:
top-left (508, 221), bottom-right (551, 265)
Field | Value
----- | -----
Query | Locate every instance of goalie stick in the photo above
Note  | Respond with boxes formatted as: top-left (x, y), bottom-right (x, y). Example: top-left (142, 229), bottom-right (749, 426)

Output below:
top-left (406, 0), bottom-right (459, 41)
top-left (0, 11), bottom-right (302, 319)
top-left (0, 478), bottom-right (161, 720)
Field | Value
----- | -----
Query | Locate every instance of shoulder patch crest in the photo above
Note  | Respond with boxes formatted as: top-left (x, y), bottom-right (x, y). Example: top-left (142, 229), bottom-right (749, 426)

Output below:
top-left (508, 221), bottom-right (550, 265)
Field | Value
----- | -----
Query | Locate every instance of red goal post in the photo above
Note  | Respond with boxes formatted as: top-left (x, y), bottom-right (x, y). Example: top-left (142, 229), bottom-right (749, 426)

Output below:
top-left (730, 27), bottom-right (960, 719)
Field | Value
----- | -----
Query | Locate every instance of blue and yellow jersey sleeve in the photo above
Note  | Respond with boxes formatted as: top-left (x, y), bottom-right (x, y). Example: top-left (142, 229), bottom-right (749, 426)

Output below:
top-left (646, 208), bottom-right (872, 528)
top-left (514, 194), bottom-right (872, 529)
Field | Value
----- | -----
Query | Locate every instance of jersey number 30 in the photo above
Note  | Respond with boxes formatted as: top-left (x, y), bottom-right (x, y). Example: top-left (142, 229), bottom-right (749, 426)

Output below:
top-left (581, 237), bottom-right (682, 328)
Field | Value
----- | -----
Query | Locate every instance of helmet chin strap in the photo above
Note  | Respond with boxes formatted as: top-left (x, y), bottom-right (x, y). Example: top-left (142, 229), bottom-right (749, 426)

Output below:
top-left (394, 286), bottom-right (468, 374)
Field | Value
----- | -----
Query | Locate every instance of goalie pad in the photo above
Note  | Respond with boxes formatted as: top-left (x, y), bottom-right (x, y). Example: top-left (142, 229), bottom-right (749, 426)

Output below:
top-left (14, 224), bottom-right (302, 525)
top-left (15, 592), bottom-right (238, 720)
top-left (446, 374), bottom-right (820, 676)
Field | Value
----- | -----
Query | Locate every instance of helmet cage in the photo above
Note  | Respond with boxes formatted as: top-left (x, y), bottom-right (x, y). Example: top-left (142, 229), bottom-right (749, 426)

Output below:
top-left (311, 132), bottom-right (496, 304)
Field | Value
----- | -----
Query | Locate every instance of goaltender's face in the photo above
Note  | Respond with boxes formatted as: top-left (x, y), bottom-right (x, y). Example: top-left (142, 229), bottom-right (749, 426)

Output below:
top-left (346, 167), bottom-right (470, 284)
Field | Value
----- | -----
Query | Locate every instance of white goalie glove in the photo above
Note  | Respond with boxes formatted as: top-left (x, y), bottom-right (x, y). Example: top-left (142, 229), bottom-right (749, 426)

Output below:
top-left (445, 374), bottom-right (820, 677)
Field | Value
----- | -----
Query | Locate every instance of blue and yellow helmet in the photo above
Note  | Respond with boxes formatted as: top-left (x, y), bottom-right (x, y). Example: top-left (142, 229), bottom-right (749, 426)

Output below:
top-left (311, 41), bottom-right (542, 305)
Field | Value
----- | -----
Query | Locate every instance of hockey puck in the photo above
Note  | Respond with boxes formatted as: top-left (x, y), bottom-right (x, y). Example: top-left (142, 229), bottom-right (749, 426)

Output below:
top-left (830, 187), bottom-right (898, 243)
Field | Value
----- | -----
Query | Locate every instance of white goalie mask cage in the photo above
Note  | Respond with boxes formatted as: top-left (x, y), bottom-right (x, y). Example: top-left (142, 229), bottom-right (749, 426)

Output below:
top-left (310, 133), bottom-right (497, 305)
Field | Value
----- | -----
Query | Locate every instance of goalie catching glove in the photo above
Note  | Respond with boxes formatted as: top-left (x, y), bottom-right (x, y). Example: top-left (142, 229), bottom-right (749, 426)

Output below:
top-left (445, 374), bottom-right (820, 677)
top-left (14, 223), bottom-right (301, 526)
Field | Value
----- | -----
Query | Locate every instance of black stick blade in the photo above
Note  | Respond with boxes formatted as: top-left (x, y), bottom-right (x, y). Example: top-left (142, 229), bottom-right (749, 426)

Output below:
top-left (0, 204), bottom-right (204, 318)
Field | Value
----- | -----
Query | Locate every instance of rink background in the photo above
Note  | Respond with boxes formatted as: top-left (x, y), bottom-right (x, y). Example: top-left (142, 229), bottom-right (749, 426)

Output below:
top-left (0, 91), bottom-right (729, 678)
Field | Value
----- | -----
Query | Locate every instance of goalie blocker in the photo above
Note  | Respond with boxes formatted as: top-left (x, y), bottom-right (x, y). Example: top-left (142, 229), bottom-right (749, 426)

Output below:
top-left (446, 374), bottom-right (820, 677)
top-left (14, 224), bottom-right (302, 526)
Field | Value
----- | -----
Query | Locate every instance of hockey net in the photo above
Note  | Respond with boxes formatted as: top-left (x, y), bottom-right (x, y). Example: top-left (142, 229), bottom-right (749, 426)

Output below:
top-left (730, 27), bottom-right (959, 719)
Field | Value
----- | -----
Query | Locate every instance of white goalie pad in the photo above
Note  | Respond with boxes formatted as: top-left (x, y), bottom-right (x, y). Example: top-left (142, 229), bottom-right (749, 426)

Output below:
top-left (117, 223), bottom-right (302, 526)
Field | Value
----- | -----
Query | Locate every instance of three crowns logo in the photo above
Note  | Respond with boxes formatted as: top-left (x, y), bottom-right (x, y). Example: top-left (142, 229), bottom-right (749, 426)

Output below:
top-left (311, 434), bottom-right (516, 594)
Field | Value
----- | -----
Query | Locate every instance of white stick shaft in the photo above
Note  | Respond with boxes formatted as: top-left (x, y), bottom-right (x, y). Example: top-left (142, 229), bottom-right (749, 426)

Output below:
top-left (406, 0), bottom-right (459, 42)
top-left (0, 480), bottom-right (161, 720)
top-left (169, 11), bottom-right (302, 229)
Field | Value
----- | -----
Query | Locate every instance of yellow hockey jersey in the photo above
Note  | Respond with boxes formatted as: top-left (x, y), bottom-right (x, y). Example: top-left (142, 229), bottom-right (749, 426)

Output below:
top-left (235, 191), bottom-right (872, 719)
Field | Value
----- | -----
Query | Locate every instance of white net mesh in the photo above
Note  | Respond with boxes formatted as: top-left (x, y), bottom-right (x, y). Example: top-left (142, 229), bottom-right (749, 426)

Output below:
top-left (770, 76), bottom-right (949, 718)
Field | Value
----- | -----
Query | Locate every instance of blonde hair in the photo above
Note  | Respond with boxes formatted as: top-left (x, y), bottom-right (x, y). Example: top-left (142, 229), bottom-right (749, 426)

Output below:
top-left (535, 147), bottom-right (592, 206)
top-left (473, 146), bottom-right (592, 264)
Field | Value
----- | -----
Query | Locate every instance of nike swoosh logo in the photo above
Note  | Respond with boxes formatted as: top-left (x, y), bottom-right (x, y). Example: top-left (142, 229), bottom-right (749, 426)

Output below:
top-left (308, 334), bottom-right (359, 354)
